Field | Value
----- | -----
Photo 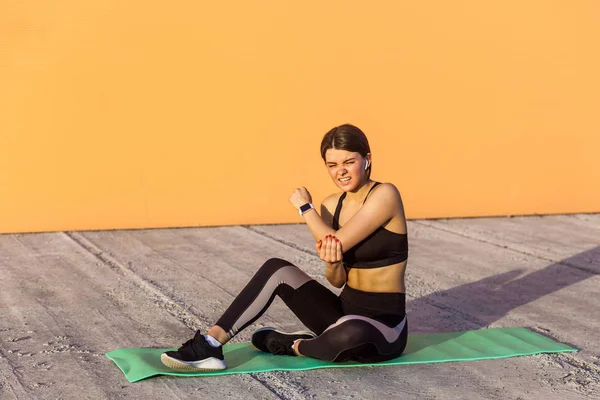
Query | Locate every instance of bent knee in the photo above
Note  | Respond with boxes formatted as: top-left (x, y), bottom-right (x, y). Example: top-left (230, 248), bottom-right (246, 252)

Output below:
top-left (258, 258), bottom-right (296, 275)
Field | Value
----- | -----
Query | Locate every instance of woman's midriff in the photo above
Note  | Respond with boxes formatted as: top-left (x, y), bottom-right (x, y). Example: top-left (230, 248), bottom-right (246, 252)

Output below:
top-left (346, 261), bottom-right (407, 293)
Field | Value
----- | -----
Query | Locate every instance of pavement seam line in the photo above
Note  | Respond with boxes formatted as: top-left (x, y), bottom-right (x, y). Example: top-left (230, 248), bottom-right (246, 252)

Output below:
top-left (412, 221), bottom-right (599, 276)
top-left (63, 231), bottom-right (307, 400)
top-left (148, 246), bottom-right (239, 298)
top-left (241, 226), bottom-right (317, 256)
top-left (64, 231), bottom-right (213, 331)
top-left (0, 346), bottom-right (29, 396)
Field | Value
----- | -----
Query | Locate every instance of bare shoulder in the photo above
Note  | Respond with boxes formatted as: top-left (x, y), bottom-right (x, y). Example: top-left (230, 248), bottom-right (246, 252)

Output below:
top-left (321, 192), bottom-right (342, 210)
top-left (368, 182), bottom-right (406, 228)
top-left (372, 183), bottom-right (407, 232)
top-left (371, 182), bottom-right (403, 203)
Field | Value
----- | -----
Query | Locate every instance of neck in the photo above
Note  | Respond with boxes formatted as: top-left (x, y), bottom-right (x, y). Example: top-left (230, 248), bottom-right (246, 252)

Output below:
top-left (345, 179), bottom-right (374, 203)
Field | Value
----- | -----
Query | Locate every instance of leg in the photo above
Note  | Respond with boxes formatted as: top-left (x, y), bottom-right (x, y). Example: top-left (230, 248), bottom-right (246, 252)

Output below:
top-left (297, 315), bottom-right (408, 362)
top-left (215, 257), bottom-right (343, 340)
top-left (162, 258), bottom-right (343, 371)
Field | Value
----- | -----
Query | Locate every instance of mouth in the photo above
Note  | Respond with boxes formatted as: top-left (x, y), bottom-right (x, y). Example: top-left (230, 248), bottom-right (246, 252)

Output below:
top-left (338, 177), bottom-right (351, 185)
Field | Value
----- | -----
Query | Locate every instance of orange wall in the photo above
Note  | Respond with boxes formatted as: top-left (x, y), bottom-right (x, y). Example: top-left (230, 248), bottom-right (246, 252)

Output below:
top-left (1, 1), bottom-right (599, 234)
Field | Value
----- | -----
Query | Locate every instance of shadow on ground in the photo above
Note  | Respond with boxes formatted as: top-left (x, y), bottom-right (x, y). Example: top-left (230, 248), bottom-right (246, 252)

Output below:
top-left (407, 246), bottom-right (599, 333)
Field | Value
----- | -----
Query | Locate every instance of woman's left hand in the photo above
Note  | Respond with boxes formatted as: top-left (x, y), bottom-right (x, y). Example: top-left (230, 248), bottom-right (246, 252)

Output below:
top-left (316, 235), bottom-right (343, 263)
top-left (289, 187), bottom-right (313, 209)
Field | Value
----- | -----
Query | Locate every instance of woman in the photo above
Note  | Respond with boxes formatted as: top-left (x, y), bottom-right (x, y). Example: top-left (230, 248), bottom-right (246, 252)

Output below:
top-left (161, 124), bottom-right (409, 371)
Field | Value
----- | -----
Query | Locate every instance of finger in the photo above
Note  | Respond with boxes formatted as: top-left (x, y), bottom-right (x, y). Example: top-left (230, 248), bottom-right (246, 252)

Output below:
top-left (336, 239), bottom-right (342, 261)
top-left (322, 237), bottom-right (330, 262)
top-left (326, 236), bottom-right (336, 262)
top-left (319, 238), bottom-right (327, 260)
top-left (331, 236), bottom-right (339, 262)
top-left (321, 237), bottom-right (329, 261)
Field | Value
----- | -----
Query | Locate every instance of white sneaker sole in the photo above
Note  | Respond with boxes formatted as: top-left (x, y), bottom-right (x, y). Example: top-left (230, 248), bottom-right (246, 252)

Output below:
top-left (160, 353), bottom-right (226, 371)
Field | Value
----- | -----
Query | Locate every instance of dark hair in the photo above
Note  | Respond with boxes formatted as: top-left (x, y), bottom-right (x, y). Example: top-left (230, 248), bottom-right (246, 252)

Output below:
top-left (320, 124), bottom-right (372, 177)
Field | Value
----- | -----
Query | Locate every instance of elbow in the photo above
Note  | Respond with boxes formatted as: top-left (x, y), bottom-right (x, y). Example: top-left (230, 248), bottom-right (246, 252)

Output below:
top-left (321, 230), bottom-right (338, 240)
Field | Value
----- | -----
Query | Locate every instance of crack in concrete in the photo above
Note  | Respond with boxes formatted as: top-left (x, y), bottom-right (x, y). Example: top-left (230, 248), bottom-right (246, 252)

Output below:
top-left (412, 220), bottom-right (599, 276)
top-left (63, 231), bottom-right (307, 400)
top-left (64, 231), bottom-right (214, 331)
top-left (0, 346), bottom-right (30, 397)
top-left (149, 247), bottom-right (238, 298)
top-left (242, 226), bottom-right (317, 257)
top-left (557, 352), bottom-right (600, 376)
top-left (544, 353), bottom-right (600, 394)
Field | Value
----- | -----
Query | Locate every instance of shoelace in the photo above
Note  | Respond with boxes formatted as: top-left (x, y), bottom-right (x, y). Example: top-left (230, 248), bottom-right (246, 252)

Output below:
top-left (179, 331), bottom-right (203, 350)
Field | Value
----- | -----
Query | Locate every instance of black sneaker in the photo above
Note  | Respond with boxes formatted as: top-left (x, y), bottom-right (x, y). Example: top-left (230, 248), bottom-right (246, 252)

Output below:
top-left (161, 331), bottom-right (226, 371)
top-left (251, 327), bottom-right (316, 356)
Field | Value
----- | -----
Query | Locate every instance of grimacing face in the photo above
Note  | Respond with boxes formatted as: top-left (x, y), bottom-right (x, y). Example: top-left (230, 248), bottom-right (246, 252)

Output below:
top-left (324, 148), bottom-right (370, 192)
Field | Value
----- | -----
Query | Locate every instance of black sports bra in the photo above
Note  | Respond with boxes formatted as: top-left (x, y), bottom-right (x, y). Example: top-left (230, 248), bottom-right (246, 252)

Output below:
top-left (332, 182), bottom-right (408, 269)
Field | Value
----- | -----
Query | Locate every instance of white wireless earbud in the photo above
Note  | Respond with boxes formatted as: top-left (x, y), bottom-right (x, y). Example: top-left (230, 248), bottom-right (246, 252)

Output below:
top-left (364, 161), bottom-right (369, 170)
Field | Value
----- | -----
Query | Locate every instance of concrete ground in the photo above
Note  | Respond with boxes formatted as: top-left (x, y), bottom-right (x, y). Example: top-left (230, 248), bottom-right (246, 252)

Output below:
top-left (0, 214), bottom-right (599, 400)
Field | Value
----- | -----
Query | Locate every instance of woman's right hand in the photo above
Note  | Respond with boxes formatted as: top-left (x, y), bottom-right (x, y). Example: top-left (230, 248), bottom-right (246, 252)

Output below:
top-left (316, 235), bottom-right (343, 264)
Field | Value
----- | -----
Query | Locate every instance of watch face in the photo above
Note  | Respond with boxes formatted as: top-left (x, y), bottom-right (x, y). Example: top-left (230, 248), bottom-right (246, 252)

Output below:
top-left (300, 203), bottom-right (312, 213)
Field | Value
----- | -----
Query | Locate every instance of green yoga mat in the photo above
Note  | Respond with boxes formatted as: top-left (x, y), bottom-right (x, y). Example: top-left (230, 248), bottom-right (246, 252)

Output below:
top-left (106, 327), bottom-right (576, 383)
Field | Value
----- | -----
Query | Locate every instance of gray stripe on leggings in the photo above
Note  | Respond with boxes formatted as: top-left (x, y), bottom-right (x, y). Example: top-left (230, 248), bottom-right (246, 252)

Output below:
top-left (322, 314), bottom-right (407, 343)
top-left (228, 265), bottom-right (313, 337)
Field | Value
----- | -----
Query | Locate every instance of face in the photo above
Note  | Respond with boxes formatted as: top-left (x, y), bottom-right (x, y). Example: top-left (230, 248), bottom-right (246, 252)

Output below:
top-left (324, 148), bottom-right (370, 192)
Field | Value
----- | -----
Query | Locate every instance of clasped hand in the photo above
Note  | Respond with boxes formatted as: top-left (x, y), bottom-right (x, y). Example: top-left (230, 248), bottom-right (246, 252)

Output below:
top-left (316, 235), bottom-right (343, 264)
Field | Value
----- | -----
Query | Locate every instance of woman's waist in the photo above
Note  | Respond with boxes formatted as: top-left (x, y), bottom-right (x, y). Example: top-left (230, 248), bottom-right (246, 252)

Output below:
top-left (345, 263), bottom-right (406, 293)
top-left (340, 284), bottom-right (405, 312)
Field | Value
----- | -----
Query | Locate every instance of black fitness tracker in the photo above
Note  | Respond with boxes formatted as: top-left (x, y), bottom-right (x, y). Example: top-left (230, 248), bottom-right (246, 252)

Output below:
top-left (299, 203), bottom-right (315, 216)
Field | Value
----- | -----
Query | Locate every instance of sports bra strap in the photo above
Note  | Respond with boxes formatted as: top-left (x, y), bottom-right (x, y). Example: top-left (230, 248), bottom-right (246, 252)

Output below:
top-left (332, 182), bottom-right (380, 230)
top-left (362, 182), bottom-right (381, 204)
top-left (332, 192), bottom-right (346, 230)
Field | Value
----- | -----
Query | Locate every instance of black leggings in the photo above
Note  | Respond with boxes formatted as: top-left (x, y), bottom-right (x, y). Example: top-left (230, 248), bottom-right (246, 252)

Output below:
top-left (215, 258), bottom-right (408, 363)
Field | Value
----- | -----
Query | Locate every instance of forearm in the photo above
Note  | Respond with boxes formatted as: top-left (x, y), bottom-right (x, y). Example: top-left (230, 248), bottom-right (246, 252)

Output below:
top-left (325, 261), bottom-right (346, 288)
top-left (302, 208), bottom-right (336, 241)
